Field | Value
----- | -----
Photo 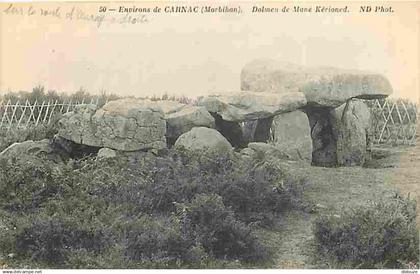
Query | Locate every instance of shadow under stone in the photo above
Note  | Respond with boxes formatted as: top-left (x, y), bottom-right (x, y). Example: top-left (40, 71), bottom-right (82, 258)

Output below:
top-left (52, 136), bottom-right (100, 160)
top-left (212, 113), bottom-right (247, 148)
top-left (304, 107), bottom-right (338, 167)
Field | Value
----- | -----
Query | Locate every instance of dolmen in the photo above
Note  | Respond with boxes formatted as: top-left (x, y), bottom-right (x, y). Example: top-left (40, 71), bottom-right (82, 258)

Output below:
top-left (240, 58), bottom-right (392, 166)
top-left (15, 58), bottom-right (391, 168)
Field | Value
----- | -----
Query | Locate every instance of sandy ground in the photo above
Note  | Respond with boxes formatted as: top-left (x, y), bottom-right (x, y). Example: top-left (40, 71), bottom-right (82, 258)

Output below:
top-left (259, 140), bottom-right (419, 268)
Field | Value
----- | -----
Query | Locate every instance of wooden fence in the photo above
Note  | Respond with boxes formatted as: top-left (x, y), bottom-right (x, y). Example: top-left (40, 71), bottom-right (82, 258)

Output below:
top-left (367, 99), bottom-right (417, 146)
top-left (0, 98), bottom-right (103, 131)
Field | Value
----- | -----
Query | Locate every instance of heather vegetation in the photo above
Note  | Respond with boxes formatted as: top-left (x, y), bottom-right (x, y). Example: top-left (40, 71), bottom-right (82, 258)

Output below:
top-left (0, 147), bottom-right (306, 268)
top-left (314, 196), bottom-right (419, 268)
top-left (0, 87), bottom-right (418, 269)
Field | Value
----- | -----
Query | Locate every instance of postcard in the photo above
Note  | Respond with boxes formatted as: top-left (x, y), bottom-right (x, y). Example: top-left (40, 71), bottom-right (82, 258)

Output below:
top-left (0, 1), bottom-right (419, 271)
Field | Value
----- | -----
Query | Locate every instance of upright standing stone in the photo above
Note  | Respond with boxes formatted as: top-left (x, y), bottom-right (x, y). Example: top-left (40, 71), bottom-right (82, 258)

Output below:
top-left (306, 99), bottom-right (372, 166)
top-left (271, 110), bottom-right (312, 162)
top-left (333, 99), bottom-right (372, 166)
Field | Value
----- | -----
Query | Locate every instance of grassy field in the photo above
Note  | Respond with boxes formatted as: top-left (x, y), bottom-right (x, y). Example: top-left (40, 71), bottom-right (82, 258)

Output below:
top-left (255, 143), bottom-right (420, 268)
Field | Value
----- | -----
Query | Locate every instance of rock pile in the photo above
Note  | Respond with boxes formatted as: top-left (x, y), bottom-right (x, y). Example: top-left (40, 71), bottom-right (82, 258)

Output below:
top-left (154, 100), bottom-right (215, 145)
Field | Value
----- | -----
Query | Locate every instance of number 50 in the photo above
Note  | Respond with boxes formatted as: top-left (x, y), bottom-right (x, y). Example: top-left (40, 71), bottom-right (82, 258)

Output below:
top-left (99, 6), bottom-right (107, 12)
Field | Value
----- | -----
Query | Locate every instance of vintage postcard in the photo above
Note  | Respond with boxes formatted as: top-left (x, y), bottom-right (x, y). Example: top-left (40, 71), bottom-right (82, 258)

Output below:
top-left (0, 0), bottom-right (419, 271)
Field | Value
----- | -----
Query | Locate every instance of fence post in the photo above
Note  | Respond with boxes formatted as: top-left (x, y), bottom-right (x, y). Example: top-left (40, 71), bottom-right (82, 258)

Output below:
top-left (27, 100), bottom-right (37, 127)
top-left (66, 99), bottom-right (72, 113)
top-left (7, 100), bottom-right (20, 132)
top-left (16, 100), bottom-right (28, 129)
top-left (42, 101), bottom-right (51, 123)
top-left (60, 99), bottom-right (67, 113)
top-left (35, 101), bottom-right (45, 126)
top-left (0, 100), bottom-right (11, 128)
top-left (47, 100), bottom-right (59, 124)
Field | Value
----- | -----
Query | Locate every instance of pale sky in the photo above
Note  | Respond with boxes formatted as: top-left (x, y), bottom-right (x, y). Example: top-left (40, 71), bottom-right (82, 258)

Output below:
top-left (1, 1), bottom-right (419, 102)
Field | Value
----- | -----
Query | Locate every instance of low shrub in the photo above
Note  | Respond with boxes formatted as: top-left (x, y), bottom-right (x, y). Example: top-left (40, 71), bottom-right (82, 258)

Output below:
top-left (0, 148), bottom-right (296, 268)
top-left (178, 193), bottom-right (269, 262)
top-left (88, 149), bottom-right (290, 226)
top-left (0, 206), bottom-right (116, 267)
top-left (15, 217), bottom-right (108, 264)
top-left (123, 216), bottom-right (194, 267)
top-left (313, 195), bottom-right (419, 268)
top-left (0, 159), bottom-right (59, 212)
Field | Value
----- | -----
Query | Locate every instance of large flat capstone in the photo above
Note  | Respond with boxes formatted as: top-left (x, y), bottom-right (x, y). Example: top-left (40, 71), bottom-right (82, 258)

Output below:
top-left (241, 59), bottom-right (392, 107)
top-left (58, 98), bottom-right (167, 151)
top-left (198, 91), bottom-right (307, 122)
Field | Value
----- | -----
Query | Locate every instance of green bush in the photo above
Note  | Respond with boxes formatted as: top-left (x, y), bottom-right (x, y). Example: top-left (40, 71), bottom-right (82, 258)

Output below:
top-left (313, 196), bottom-right (419, 268)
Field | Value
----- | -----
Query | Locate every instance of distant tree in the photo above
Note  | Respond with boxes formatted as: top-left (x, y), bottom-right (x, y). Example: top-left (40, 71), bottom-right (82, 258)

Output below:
top-left (45, 90), bottom-right (61, 102)
top-left (70, 87), bottom-right (92, 103)
top-left (28, 85), bottom-right (46, 103)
